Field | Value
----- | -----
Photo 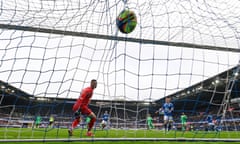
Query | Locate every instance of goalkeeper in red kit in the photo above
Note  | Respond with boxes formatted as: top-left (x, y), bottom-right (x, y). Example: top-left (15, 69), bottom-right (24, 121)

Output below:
top-left (68, 79), bottom-right (97, 137)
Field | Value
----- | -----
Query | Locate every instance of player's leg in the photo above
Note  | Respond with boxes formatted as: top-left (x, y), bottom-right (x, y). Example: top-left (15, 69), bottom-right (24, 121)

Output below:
top-left (81, 105), bottom-right (96, 136)
top-left (163, 115), bottom-right (168, 131)
top-left (68, 110), bottom-right (81, 136)
top-left (35, 123), bottom-right (39, 128)
top-left (49, 121), bottom-right (52, 128)
top-left (86, 112), bottom-right (96, 136)
top-left (36, 121), bottom-right (41, 128)
top-left (149, 122), bottom-right (154, 129)
top-left (85, 116), bottom-right (91, 129)
top-left (184, 122), bottom-right (187, 131)
top-left (147, 122), bottom-right (150, 129)
top-left (151, 122), bottom-right (154, 129)
top-left (209, 123), bottom-right (214, 131)
top-left (101, 120), bottom-right (107, 130)
top-left (168, 116), bottom-right (173, 131)
top-left (182, 122), bottom-right (186, 131)
top-left (101, 120), bottom-right (104, 129)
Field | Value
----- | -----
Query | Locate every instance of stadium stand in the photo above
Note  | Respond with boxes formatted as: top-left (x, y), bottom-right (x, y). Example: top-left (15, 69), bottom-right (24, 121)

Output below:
top-left (0, 65), bottom-right (240, 130)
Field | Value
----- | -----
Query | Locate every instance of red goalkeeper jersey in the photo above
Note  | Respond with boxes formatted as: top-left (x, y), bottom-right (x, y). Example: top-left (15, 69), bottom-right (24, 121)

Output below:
top-left (73, 86), bottom-right (94, 111)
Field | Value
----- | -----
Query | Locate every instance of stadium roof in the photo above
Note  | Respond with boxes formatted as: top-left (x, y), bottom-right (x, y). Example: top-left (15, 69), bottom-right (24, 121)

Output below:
top-left (0, 80), bottom-right (31, 97)
top-left (154, 64), bottom-right (240, 113)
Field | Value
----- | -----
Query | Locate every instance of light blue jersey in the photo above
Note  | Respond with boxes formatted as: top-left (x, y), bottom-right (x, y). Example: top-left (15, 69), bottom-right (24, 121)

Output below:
top-left (207, 114), bottom-right (213, 123)
top-left (102, 113), bottom-right (109, 121)
top-left (162, 102), bottom-right (174, 116)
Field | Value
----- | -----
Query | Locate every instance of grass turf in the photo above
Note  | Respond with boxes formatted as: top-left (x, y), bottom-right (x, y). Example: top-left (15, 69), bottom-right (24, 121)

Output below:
top-left (0, 128), bottom-right (240, 144)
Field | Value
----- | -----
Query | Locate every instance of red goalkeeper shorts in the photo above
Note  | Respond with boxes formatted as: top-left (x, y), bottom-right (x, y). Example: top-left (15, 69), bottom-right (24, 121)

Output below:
top-left (80, 105), bottom-right (92, 115)
top-left (73, 105), bottom-right (92, 116)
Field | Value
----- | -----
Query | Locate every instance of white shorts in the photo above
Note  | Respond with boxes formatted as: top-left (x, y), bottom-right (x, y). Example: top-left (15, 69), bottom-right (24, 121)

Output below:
top-left (164, 115), bottom-right (173, 121)
top-left (101, 120), bottom-right (107, 125)
top-left (208, 122), bottom-right (214, 126)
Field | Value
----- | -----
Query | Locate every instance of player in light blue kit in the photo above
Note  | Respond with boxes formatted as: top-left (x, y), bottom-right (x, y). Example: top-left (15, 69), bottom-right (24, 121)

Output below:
top-left (101, 111), bottom-right (109, 130)
top-left (159, 97), bottom-right (174, 132)
top-left (206, 112), bottom-right (214, 131)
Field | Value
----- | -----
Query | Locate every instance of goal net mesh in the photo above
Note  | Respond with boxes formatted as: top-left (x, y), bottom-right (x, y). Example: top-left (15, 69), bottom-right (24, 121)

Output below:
top-left (0, 0), bottom-right (240, 142)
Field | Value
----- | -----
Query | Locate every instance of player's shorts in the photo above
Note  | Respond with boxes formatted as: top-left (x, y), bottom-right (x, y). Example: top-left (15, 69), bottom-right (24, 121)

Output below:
top-left (147, 122), bottom-right (153, 125)
top-left (181, 122), bottom-right (186, 125)
top-left (164, 115), bottom-right (173, 121)
top-left (35, 122), bottom-right (40, 125)
top-left (101, 120), bottom-right (107, 125)
top-left (80, 105), bottom-right (92, 115)
top-left (208, 122), bottom-right (214, 126)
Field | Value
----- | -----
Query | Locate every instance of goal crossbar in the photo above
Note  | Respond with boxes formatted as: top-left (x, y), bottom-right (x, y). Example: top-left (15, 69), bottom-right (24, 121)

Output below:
top-left (0, 24), bottom-right (239, 53)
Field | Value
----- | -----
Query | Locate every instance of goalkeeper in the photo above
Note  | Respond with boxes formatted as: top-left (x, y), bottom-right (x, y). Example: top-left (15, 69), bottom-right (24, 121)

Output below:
top-left (68, 79), bottom-right (97, 137)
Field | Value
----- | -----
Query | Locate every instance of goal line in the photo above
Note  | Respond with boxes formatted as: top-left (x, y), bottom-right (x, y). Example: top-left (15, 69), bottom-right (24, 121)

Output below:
top-left (1, 138), bottom-right (240, 142)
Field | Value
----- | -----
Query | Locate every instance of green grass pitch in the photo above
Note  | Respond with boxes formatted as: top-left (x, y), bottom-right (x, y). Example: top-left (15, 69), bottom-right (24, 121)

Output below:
top-left (0, 128), bottom-right (240, 144)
